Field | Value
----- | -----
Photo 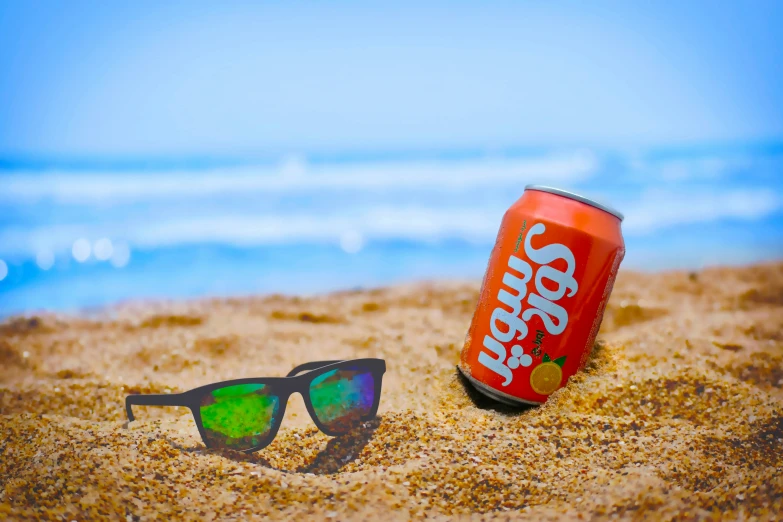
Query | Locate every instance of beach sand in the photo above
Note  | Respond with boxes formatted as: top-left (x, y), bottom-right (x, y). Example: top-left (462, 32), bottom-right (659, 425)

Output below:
top-left (1, 262), bottom-right (782, 520)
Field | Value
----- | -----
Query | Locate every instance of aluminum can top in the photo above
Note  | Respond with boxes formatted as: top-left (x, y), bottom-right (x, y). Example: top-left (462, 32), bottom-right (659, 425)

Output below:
top-left (525, 184), bottom-right (624, 221)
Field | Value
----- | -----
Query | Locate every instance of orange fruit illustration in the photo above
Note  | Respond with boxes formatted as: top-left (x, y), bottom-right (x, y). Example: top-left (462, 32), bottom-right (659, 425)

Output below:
top-left (529, 362), bottom-right (563, 395)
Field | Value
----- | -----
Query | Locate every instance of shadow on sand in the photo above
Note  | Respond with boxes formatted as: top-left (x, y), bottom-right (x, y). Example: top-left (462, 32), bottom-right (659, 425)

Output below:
top-left (456, 367), bottom-right (537, 416)
top-left (163, 417), bottom-right (382, 475)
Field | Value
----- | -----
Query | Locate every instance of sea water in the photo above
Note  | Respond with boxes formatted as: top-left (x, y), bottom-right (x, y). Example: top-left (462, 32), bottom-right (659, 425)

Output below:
top-left (1, 144), bottom-right (781, 315)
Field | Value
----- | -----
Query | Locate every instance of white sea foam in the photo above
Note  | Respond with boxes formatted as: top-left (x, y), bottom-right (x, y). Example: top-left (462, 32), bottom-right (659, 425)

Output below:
top-left (0, 150), bottom-right (780, 261)
top-left (0, 151), bottom-right (596, 204)
top-left (0, 187), bottom-right (779, 259)
top-left (622, 188), bottom-right (781, 235)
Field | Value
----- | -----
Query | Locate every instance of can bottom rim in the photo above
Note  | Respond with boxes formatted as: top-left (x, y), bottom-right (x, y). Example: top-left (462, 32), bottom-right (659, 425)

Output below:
top-left (457, 365), bottom-right (543, 407)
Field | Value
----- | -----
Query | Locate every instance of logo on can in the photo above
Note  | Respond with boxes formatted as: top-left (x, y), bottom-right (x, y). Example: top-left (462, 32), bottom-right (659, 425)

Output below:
top-left (477, 222), bottom-right (577, 387)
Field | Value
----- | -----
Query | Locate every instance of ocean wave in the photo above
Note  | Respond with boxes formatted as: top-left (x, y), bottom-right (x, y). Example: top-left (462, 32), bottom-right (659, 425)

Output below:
top-left (621, 188), bottom-right (781, 235)
top-left (0, 187), bottom-right (779, 260)
top-left (0, 151), bottom-right (597, 204)
top-left (1, 148), bottom-right (782, 262)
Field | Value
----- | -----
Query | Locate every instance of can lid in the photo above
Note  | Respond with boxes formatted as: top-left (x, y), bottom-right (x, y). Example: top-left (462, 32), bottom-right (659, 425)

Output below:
top-left (524, 184), bottom-right (624, 221)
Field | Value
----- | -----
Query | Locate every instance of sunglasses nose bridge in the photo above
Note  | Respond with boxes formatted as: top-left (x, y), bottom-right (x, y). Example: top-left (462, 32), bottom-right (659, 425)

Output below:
top-left (278, 389), bottom-right (321, 428)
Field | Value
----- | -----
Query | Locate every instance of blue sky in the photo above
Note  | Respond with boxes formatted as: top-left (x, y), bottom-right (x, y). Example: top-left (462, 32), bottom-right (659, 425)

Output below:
top-left (1, 1), bottom-right (782, 158)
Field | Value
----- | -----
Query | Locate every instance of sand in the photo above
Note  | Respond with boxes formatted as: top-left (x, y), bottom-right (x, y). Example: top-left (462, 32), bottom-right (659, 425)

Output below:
top-left (1, 262), bottom-right (782, 520)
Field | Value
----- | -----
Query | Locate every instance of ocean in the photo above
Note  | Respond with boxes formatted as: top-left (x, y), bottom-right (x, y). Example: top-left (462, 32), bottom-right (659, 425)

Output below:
top-left (1, 144), bottom-right (782, 316)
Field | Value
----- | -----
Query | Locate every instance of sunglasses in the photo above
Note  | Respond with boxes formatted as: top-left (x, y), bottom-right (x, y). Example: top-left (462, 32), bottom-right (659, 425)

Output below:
top-left (125, 358), bottom-right (386, 453)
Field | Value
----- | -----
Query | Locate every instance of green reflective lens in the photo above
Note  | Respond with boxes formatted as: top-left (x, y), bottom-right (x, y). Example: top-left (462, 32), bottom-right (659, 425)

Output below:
top-left (309, 368), bottom-right (375, 433)
top-left (199, 383), bottom-right (279, 450)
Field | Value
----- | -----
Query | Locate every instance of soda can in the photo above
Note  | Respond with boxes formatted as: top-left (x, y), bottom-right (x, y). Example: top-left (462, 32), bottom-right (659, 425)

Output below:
top-left (458, 185), bottom-right (625, 406)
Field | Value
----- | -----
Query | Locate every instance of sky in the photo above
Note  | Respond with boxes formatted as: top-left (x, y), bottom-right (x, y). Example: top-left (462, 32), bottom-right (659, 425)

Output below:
top-left (1, 1), bottom-right (782, 159)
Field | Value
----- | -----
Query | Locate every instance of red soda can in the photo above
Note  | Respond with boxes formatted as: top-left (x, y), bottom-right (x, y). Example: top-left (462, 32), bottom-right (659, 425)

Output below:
top-left (458, 185), bottom-right (625, 406)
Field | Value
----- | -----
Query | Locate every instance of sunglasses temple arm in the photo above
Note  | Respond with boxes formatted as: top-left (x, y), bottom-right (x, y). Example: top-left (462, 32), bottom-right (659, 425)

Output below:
top-left (125, 393), bottom-right (189, 422)
top-left (286, 360), bottom-right (344, 377)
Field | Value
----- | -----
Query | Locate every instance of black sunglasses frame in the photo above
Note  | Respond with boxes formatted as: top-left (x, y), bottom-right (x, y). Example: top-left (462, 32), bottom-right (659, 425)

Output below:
top-left (125, 358), bottom-right (386, 453)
